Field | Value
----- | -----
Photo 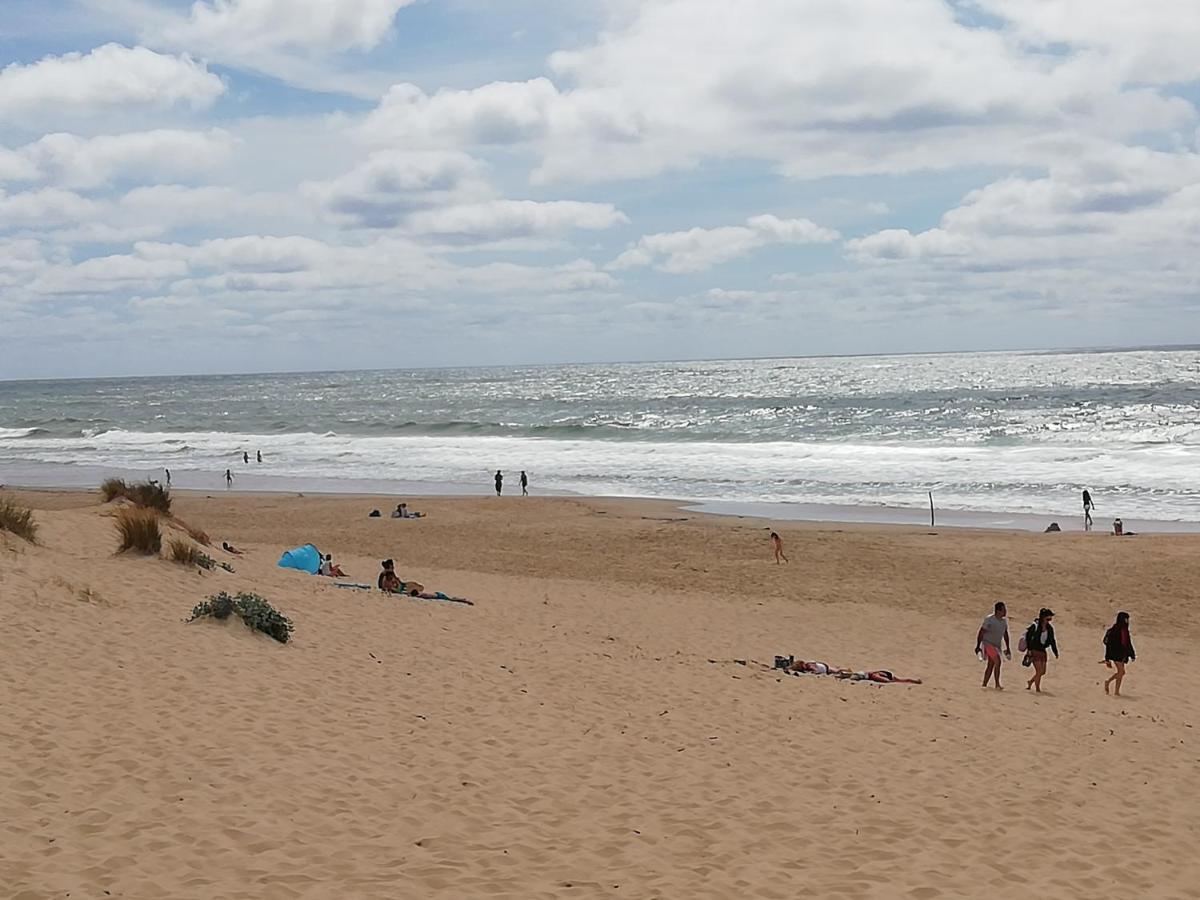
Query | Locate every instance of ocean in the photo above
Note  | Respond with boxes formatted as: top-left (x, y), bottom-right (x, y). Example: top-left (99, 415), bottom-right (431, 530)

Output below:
top-left (3, 348), bottom-right (1200, 526)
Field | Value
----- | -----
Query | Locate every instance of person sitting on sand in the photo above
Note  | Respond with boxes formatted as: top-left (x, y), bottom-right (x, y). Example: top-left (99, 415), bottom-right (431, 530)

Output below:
top-left (221, 541), bottom-right (244, 555)
top-left (1102, 611), bottom-right (1136, 696)
top-left (377, 559), bottom-right (424, 595)
top-left (320, 554), bottom-right (347, 578)
top-left (392, 502), bottom-right (425, 519)
top-left (771, 531), bottom-right (789, 564)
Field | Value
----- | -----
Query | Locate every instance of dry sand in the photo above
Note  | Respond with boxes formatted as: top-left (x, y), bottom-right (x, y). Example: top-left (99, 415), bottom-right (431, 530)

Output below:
top-left (3, 489), bottom-right (1200, 899)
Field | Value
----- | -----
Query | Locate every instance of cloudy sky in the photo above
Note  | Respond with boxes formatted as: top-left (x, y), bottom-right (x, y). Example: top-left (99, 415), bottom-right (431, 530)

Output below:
top-left (2, 0), bottom-right (1198, 378)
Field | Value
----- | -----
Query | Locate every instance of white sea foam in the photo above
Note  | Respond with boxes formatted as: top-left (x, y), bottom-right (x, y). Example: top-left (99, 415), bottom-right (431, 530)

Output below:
top-left (3, 348), bottom-right (1200, 519)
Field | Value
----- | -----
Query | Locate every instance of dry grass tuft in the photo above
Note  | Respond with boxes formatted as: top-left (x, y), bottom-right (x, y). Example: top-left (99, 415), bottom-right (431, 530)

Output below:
top-left (0, 494), bottom-right (38, 542)
top-left (115, 508), bottom-right (162, 555)
top-left (99, 478), bottom-right (172, 514)
top-left (168, 537), bottom-right (200, 565)
top-left (100, 477), bottom-right (128, 502)
top-left (175, 517), bottom-right (210, 546)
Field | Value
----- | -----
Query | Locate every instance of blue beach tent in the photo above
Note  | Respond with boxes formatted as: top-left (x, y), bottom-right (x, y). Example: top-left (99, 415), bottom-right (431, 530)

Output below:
top-left (278, 543), bottom-right (321, 574)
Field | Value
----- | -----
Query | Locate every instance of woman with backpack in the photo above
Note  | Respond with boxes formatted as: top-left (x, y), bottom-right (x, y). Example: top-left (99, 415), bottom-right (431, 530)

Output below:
top-left (1022, 608), bottom-right (1059, 692)
top-left (1102, 612), bottom-right (1136, 696)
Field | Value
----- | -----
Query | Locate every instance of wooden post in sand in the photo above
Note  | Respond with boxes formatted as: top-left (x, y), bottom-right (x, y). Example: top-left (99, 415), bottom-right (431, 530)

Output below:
top-left (929, 492), bottom-right (935, 528)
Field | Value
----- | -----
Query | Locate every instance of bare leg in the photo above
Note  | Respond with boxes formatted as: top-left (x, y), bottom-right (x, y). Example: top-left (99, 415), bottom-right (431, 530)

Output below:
top-left (1032, 657), bottom-right (1046, 692)
top-left (982, 658), bottom-right (996, 687)
top-left (1113, 661), bottom-right (1126, 696)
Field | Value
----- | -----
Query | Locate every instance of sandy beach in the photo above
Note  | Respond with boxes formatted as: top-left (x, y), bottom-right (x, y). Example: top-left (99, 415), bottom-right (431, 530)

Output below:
top-left (3, 488), bottom-right (1200, 899)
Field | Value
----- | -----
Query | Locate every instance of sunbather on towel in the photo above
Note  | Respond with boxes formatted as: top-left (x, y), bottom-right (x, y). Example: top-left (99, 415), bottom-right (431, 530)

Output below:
top-left (836, 669), bottom-right (922, 684)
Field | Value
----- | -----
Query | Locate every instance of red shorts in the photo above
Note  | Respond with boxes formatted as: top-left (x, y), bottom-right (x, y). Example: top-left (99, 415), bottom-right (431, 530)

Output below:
top-left (982, 644), bottom-right (1002, 663)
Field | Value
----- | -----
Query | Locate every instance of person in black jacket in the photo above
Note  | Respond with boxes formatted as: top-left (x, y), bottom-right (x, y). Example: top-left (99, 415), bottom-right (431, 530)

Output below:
top-left (1103, 611), bottom-right (1135, 696)
top-left (1024, 608), bottom-right (1059, 693)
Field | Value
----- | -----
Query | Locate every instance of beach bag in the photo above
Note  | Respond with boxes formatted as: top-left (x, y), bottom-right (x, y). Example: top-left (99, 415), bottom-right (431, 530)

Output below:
top-left (1017, 634), bottom-right (1028, 652)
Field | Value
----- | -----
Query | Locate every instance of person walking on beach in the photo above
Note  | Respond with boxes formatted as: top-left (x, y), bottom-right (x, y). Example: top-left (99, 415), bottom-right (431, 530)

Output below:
top-left (1023, 608), bottom-right (1059, 692)
top-left (975, 601), bottom-right (1012, 689)
top-left (494, 470), bottom-right (503, 496)
top-left (770, 531), bottom-right (789, 564)
top-left (164, 468), bottom-right (171, 487)
top-left (225, 469), bottom-right (234, 489)
top-left (520, 471), bottom-right (528, 496)
top-left (1103, 611), bottom-right (1136, 696)
top-left (257, 450), bottom-right (262, 463)
top-left (1083, 489), bottom-right (1095, 531)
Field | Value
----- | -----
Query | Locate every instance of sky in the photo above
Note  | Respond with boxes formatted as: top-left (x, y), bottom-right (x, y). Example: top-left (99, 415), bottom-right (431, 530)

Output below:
top-left (1, 0), bottom-right (1198, 378)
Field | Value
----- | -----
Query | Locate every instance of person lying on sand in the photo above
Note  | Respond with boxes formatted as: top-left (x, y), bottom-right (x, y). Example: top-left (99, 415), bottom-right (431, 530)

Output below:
top-left (221, 541), bottom-right (244, 555)
top-left (836, 670), bottom-right (923, 684)
top-left (787, 659), bottom-right (845, 676)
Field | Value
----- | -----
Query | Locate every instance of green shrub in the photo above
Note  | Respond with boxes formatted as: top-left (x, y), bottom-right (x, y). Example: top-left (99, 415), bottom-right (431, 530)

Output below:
top-left (115, 508), bottom-right (162, 555)
top-left (188, 591), bottom-right (293, 643)
top-left (0, 495), bottom-right (37, 543)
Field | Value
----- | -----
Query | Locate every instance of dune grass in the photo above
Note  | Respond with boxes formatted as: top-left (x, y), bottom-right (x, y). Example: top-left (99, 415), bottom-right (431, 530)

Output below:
top-left (100, 477), bottom-right (128, 503)
top-left (0, 495), bottom-right (38, 543)
top-left (168, 537), bottom-right (200, 565)
top-left (115, 508), bottom-right (162, 555)
top-left (173, 517), bottom-right (210, 546)
top-left (100, 478), bottom-right (172, 515)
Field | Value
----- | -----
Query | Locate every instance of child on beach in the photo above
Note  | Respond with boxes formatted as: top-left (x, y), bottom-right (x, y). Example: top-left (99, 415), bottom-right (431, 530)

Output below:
top-left (1103, 612), bottom-right (1136, 696)
top-left (975, 601), bottom-right (1012, 689)
top-left (771, 531), bottom-right (789, 564)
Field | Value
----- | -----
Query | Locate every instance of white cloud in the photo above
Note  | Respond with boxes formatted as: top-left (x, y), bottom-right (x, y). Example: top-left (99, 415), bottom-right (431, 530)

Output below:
top-left (0, 44), bottom-right (224, 119)
top-left (846, 228), bottom-right (971, 262)
top-left (156, 0), bottom-right (415, 54)
top-left (0, 188), bottom-right (103, 230)
top-left (307, 151), bottom-right (495, 228)
top-left (363, 79), bottom-right (561, 146)
top-left (6, 130), bottom-right (236, 189)
top-left (405, 200), bottom-right (628, 241)
top-left (359, 0), bottom-right (1196, 185)
top-left (612, 214), bottom-right (839, 273)
top-left (848, 145), bottom-right (1200, 268)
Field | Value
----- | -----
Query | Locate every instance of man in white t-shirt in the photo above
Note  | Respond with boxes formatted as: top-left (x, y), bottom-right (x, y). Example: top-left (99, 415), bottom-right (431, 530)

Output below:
top-left (975, 601), bottom-right (1012, 690)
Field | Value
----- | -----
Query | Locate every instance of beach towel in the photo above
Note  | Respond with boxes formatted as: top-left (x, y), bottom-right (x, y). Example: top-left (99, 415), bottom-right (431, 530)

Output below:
top-left (277, 543), bottom-right (321, 574)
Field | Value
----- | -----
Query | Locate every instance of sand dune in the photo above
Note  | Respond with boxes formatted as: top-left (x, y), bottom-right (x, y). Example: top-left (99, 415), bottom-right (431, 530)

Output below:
top-left (3, 490), bottom-right (1199, 899)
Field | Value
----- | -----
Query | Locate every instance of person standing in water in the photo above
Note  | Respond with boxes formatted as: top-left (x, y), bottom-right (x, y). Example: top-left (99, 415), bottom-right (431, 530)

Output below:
top-left (494, 470), bottom-right (504, 496)
top-left (1024, 608), bottom-right (1059, 692)
top-left (1083, 489), bottom-right (1095, 531)
top-left (520, 471), bottom-right (528, 496)
top-left (257, 450), bottom-right (262, 463)
top-left (770, 531), bottom-right (789, 564)
top-left (225, 469), bottom-right (234, 489)
top-left (164, 468), bottom-right (171, 487)
top-left (243, 451), bottom-right (249, 465)
top-left (1103, 612), bottom-right (1135, 696)
top-left (975, 601), bottom-right (1012, 689)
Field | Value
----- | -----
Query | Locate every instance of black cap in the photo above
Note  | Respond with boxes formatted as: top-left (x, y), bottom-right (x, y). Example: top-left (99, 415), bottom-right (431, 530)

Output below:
top-left (1039, 607), bottom-right (1055, 618)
